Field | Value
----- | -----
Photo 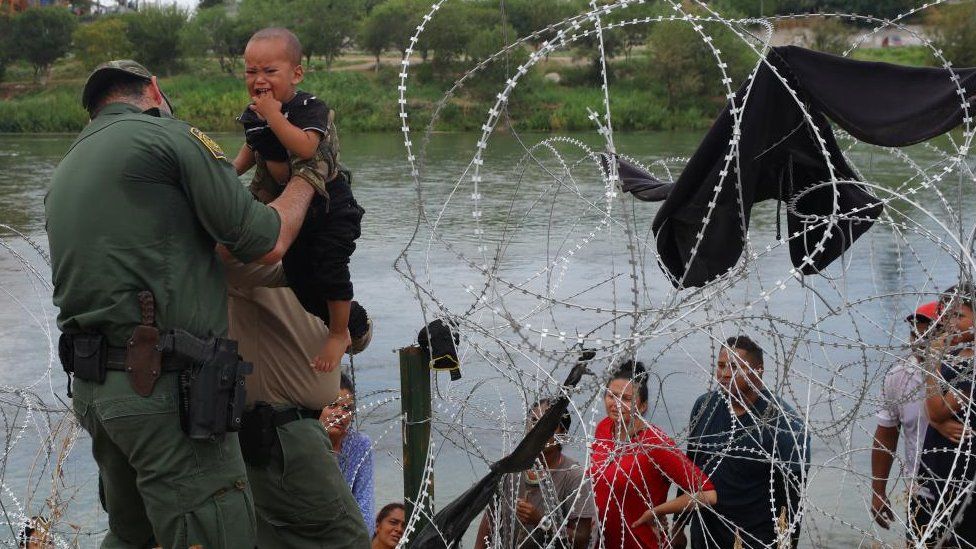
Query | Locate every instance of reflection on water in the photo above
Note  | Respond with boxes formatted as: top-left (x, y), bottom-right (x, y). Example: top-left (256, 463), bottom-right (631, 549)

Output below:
top-left (0, 131), bottom-right (973, 547)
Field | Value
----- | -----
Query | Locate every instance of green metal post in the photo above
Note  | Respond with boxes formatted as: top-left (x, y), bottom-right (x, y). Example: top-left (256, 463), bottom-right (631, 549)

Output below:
top-left (400, 345), bottom-right (433, 536)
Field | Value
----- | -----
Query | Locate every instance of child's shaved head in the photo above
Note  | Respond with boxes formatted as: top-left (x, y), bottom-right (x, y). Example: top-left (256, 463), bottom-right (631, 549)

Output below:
top-left (248, 27), bottom-right (303, 66)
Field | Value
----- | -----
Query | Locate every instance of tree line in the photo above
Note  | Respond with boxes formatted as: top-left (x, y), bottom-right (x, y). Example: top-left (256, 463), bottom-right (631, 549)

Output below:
top-left (0, 0), bottom-right (969, 88)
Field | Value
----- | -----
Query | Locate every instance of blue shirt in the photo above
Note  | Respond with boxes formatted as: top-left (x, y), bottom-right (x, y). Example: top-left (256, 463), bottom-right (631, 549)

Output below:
top-left (686, 390), bottom-right (810, 549)
top-left (338, 429), bottom-right (375, 537)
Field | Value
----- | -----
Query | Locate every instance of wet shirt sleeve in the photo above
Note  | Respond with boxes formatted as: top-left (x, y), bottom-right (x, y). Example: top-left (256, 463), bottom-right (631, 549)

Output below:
top-left (171, 125), bottom-right (281, 262)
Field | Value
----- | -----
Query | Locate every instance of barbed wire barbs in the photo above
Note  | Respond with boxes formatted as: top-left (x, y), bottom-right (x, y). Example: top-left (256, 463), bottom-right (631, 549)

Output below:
top-left (393, 1), bottom-right (976, 548)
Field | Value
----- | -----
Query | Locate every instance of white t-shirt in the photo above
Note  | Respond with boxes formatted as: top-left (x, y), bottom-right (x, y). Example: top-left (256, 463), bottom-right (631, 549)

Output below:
top-left (876, 357), bottom-right (927, 475)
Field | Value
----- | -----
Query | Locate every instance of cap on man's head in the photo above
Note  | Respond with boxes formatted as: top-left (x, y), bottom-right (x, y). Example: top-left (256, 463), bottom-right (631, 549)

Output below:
top-left (906, 301), bottom-right (939, 323)
top-left (82, 60), bottom-right (171, 113)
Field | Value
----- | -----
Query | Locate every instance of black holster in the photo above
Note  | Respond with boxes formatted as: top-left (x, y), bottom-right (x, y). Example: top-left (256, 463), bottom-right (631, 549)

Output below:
top-left (162, 331), bottom-right (252, 441)
top-left (239, 402), bottom-right (279, 467)
top-left (58, 332), bottom-right (108, 396)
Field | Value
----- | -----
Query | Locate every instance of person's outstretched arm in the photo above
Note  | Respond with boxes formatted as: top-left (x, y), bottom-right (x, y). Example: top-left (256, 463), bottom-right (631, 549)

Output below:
top-left (870, 425), bottom-right (899, 529)
top-left (632, 435), bottom-right (717, 528)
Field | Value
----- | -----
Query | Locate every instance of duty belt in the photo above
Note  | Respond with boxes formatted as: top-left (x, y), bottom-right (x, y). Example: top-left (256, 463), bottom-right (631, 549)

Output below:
top-left (272, 407), bottom-right (322, 427)
top-left (103, 346), bottom-right (192, 372)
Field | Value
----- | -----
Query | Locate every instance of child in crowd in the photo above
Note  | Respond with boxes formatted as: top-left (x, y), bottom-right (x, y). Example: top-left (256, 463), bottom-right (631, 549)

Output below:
top-left (233, 27), bottom-right (368, 372)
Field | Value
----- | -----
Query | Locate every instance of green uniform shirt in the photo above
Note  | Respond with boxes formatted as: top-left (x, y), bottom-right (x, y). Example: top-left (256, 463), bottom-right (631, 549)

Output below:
top-left (46, 103), bottom-right (281, 346)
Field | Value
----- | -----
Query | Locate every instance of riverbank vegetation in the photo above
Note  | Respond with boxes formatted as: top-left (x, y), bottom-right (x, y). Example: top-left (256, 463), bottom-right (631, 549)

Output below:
top-left (0, 0), bottom-right (971, 133)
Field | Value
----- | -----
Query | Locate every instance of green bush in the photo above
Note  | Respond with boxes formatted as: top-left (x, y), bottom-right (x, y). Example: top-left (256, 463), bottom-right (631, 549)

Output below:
top-left (774, 0), bottom-right (917, 18)
top-left (465, 24), bottom-right (532, 98)
top-left (0, 14), bottom-right (13, 82)
top-left (645, 17), bottom-right (754, 112)
top-left (123, 6), bottom-right (188, 75)
top-left (573, 25), bottom-right (625, 85)
top-left (503, 0), bottom-right (577, 50)
top-left (422, 2), bottom-right (502, 66)
top-left (0, 85), bottom-right (88, 132)
top-left (928, 2), bottom-right (976, 68)
top-left (294, 0), bottom-right (363, 67)
top-left (359, 0), bottom-right (423, 64)
top-left (181, 6), bottom-right (250, 75)
top-left (715, 0), bottom-right (778, 17)
top-left (807, 17), bottom-right (854, 55)
top-left (10, 7), bottom-right (77, 83)
top-left (73, 17), bottom-right (133, 70)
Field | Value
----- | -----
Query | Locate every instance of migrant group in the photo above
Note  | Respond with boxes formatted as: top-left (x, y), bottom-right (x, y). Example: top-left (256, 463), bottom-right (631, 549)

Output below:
top-left (40, 24), bottom-right (975, 549)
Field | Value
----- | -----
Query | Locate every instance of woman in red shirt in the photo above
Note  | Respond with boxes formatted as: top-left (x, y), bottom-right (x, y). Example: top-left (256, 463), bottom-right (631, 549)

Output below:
top-left (590, 360), bottom-right (717, 549)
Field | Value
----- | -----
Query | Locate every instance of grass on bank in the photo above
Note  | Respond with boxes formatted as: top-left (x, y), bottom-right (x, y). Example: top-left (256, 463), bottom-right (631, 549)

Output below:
top-left (0, 60), bottom-right (716, 133)
top-left (0, 46), bottom-right (934, 134)
top-left (849, 45), bottom-right (934, 67)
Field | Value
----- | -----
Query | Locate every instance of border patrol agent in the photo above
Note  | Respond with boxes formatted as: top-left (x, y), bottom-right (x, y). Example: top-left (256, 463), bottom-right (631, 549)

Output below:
top-left (45, 60), bottom-right (323, 548)
top-left (226, 262), bottom-right (372, 548)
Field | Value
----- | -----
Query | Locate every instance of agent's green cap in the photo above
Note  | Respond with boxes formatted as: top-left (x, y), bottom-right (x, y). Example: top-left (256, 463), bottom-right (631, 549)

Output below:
top-left (82, 59), bottom-right (172, 113)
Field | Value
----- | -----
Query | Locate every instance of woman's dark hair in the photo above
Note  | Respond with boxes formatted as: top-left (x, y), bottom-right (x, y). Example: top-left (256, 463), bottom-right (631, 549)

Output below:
top-left (374, 502), bottom-right (405, 536)
top-left (340, 372), bottom-right (356, 396)
top-left (608, 359), bottom-right (648, 403)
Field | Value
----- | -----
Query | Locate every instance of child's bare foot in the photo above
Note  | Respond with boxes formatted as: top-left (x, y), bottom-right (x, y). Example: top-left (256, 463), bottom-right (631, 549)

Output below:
top-left (311, 329), bottom-right (351, 372)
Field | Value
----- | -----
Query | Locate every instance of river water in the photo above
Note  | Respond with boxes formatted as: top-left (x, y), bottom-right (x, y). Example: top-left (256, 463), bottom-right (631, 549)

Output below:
top-left (0, 130), bottom-right (972, 547)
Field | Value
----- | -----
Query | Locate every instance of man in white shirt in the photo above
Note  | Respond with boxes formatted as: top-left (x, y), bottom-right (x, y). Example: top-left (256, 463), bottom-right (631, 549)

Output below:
top-left (870, 301), bottom-right (966, 531)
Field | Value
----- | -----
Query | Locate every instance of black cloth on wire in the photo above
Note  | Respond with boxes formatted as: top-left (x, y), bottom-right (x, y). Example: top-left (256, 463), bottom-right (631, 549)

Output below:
top-left (598, 153), bottom-right (674, 202)
top-left (648, 45), bottom-right (976, 288)
top-left (407, 360), bottom-right (587, 549)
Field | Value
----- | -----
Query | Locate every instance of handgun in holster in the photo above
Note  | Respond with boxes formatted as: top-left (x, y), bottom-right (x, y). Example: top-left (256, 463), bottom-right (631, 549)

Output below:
top-left (157, 329), bottom-right (253, 441)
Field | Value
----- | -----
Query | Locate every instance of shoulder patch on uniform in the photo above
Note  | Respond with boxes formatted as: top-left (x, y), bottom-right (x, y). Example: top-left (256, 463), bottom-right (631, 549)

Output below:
top-left (190, 127), bottom-right (226, 160)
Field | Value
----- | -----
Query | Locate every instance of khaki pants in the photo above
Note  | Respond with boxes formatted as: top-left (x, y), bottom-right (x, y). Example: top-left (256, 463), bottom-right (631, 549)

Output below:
top-left (73, 371), bottom-right (255, 549)
top-left (246, 416), bottom-right (370, 548)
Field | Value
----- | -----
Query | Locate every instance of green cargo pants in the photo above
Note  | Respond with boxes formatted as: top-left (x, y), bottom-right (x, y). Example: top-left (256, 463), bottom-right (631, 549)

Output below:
top-left (72, 371), bottom-right (255, 549)
top-left (246, 415), bottom-right (370, 548)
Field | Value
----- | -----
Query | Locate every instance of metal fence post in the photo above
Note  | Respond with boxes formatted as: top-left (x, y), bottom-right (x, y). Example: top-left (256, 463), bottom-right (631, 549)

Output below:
top-left (400, 344), bottom-right (433, 537)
